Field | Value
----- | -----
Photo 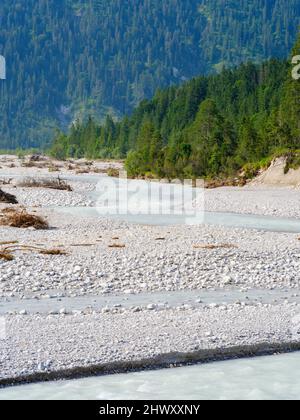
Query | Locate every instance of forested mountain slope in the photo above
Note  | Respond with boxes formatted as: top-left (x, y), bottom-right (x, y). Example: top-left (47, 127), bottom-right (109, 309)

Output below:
top-left (51, 33), bottom-right (300, 179)
top-left (0, 0), bottom-right (300, 148)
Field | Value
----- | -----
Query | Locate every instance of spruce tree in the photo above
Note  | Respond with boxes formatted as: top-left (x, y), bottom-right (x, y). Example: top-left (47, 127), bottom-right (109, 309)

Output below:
top-left (278, 32), bottom-right (300, 148)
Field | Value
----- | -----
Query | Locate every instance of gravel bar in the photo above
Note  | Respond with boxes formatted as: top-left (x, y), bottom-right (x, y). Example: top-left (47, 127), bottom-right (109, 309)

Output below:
top-left (1, 303), bottom-right (300, 385)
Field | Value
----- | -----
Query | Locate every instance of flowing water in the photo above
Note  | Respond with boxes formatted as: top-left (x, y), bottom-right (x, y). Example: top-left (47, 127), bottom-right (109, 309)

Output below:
top-left (4, 173), bottom-right (300, 232)
top-left (1, 174), bottom-right (299, 399)
top-left (0, 288), bottom-right (298, 315)
top-left (57, 206), bottom-right (300, 232)
top-left (59, 176), bottom-right (300, 231)
top-left (0, 352), bottom-right (299, 400)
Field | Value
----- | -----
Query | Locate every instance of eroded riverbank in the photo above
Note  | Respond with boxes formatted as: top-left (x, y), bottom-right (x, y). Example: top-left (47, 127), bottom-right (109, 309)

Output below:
top-left (2, 352), bottom-right (299, 400)
top-left (1, 306), bottom-right (300, 386)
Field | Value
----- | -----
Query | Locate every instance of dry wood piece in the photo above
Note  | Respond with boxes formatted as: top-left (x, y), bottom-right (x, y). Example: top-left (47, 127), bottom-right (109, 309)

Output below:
top-left (193, 243), bottom-right (238, 250)
top-left (0, 208), bottom-right (49, 230)
top-left (48, 165), bottom-right (61, 172)
top-left (205, 178), bottom-right (247, 189)
top-left (75, 169), bottom-right (89, 174)
top-left (108, 243), bottom-right (126, 248)
top-left (39, 249), bottom-right (67, 256)
top-left (21, 161), bottom-right (39, 168)
top-left (91, 168), bottom-right (107, 174)
top-left (70, 243), bottom-right (95, 247)
top-left (0, 244), bottom-right (68, 260)
top-left (0, 250), bottom-right (14, 261)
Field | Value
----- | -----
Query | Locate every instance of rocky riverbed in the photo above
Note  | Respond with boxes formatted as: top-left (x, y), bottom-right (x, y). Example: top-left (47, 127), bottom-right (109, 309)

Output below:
top-left (1, 303), bottom-right (300, 384)
top-left (0, 213), bottom-right (300, 298)
top-left (0, 155), bottom-right (300, 384)
top-left (205, 186), bottom-right (300, 219)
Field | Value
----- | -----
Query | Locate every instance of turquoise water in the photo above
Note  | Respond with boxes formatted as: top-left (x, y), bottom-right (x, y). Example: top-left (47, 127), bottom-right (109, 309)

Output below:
top-left (1, 352), bottom-right (299, 400)
top-left (7, 173), bottom-right (299, 231)
top-left (2, 175), bottom-right (299, 400)
top-left (58, 206), bottom-right (300, 232)
top-left (61, 176), bottom-right (300, 231)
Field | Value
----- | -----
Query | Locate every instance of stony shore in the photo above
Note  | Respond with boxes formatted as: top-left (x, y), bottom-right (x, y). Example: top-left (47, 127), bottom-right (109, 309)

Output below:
top-left (1, 304), bottom-right (300, 385)
top-left (1, 213), bottom-right (300, 298)
top-left (0, 155), bottom-right (299, 385)
top-left (205, 186), bottom-right (300, 219)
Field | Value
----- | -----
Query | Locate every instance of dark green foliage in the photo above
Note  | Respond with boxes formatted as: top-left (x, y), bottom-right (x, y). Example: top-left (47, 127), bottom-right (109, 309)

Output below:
top-left (278, 35), bottom-right (300, 148)
top-left (1, 0), bottom-right (300, 148)
top-left (51, 54), bottom-right (299, 178)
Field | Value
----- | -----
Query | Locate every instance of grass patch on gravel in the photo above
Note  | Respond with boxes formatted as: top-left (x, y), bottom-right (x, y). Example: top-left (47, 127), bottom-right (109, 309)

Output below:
top-left (107, 168), bottom-right (120, 178)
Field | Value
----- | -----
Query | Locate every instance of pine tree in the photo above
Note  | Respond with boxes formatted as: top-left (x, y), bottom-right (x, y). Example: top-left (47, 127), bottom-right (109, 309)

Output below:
top-left (278, 32), bottom-right (300, 148)
top-left (236, 118), bottom-right (259, 165)
top-left (186, 99), bottom-right (224, 176)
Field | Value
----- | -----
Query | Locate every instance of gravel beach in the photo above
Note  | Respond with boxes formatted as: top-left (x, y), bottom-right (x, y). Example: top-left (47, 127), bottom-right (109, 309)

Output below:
top-left (0, 155), bottom-right (300, 385)
top-left (205, 186), bottom-right (300, 219)
top-left (1, 304), bottom-right (300, 384)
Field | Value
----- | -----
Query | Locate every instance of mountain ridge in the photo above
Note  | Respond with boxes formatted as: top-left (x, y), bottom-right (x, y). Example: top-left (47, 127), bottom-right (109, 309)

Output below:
top-left (50, 31), bottom-right (300, 179)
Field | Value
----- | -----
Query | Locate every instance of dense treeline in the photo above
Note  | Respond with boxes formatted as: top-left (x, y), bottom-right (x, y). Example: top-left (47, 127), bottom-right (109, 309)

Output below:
top-left (1, 0), bottom-right (300, 148)
top-left (51, 51), bottom-right (300, 179)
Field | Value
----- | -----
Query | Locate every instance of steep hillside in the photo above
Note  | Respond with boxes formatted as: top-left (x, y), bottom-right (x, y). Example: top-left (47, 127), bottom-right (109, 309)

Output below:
top-left (251, 157), bottom-right (300, 187)
top-left (51, 26), bottom-right (300, 180)
top-left (0, 0), bottom-right (300, 148)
